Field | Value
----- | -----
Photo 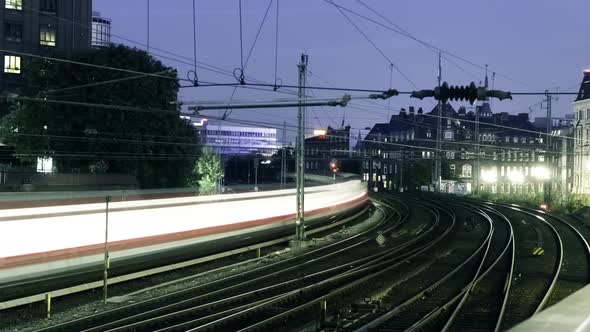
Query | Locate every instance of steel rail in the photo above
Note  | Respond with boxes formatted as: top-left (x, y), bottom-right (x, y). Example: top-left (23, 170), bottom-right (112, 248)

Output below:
top-left (353, 201), bottom-right (492, 332)
top-left (236, 198), bottom-right (455, 332)
top-left (426, 201), bottom-right (515, 332)
top-left (35, 197), bottom-right (394, 332)
top-left (89, 198), bottom-right (428, 331)
top-left (487, 203), bottom-right (564, 315)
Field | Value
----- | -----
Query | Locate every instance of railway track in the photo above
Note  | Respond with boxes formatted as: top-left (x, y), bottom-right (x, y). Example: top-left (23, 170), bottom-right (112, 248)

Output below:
top-left (35, 196), bottom-right (426, 331)
top-left (13, 193), bottom-right (590, 332)
top-left (322, 195), bottom-right (590, 332)
top-left (488, 202), bottom-right (590, 330)
top-left (347, 198), bottom-right (501, 332)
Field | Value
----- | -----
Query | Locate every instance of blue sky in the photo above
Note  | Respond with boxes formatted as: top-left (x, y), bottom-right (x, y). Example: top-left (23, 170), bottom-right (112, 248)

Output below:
top-left (93, 0), bottom-right (590, 140)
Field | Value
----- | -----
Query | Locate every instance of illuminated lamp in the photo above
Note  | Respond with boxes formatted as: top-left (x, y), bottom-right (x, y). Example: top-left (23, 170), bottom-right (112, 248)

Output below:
top-left (314, 129), bottom-right (327, 136)
top-left (507, 170), bottom-right (524, 184)
top-left (531, 166), bottom-right (550, 180)
top-left (481, 168), bottom-right (497, 183)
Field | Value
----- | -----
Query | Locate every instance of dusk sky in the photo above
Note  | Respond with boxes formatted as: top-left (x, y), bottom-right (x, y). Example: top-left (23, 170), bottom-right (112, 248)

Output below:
top-left (93, 0), bottom-right (590, 141)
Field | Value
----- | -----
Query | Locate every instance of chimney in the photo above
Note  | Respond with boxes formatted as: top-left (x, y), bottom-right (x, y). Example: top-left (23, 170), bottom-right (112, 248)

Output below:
top-left (518, 113), bottom-right (529, 121)
top-left (576, 69), bottom-right (590, 101)
top-left (400, 108), bottom-right (407, 116)
top-left (417, 107), bottom-right (423, 114)
top-left (409, 106), bottom-right (415, 114)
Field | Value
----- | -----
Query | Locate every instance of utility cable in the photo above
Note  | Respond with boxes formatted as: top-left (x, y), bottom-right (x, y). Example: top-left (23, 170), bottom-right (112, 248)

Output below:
top-left (237, 0), bottom-right (246, 84)
top-left (17, 3), bottom-right (291, 91)
top-left (330, 0), bottom-right (533, 88)
top-left (223, 0), bottom-right (275, 119)
top-left (329, 0), bottom-right (417, 89)
top-left (0, 48), bottom-right (180, 82)
top-left (189, 0), bottom-right (199, 85)
top-left (147, 0), bottom-right (150, 53)
top-left (46, 70), bottom-right (172, 94)
top-left (273, 0), bottom-right (281, 90)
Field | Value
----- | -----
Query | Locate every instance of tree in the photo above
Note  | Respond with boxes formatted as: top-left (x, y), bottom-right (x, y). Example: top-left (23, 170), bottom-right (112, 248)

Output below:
top-left (190, 148), bottom-right (223, 194)
top-left (0, 45), bottom-right (199, 188)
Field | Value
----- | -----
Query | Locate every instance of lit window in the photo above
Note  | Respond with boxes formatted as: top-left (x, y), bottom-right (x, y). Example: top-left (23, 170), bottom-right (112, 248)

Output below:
top-left (5, 0), bottom-right (22, 10)
top-left (40, 27), bottom-right (56, 46)
top-left (462, 164), bottom-right (472, 178)
top-left (4, 55), bottom-right (20, 74)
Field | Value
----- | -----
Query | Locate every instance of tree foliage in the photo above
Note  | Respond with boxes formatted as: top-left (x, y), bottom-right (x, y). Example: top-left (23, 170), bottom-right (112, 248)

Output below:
top-left (190, 148), bottom-right (223, 194)
top-left (0, 45), bottom-right (199, 188)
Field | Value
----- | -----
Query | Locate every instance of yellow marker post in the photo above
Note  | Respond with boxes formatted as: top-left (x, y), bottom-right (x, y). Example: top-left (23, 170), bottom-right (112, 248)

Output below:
top-left (45, 293), bottom-right (51, 319)
top-left (320, 300), bottom-right (327, 328)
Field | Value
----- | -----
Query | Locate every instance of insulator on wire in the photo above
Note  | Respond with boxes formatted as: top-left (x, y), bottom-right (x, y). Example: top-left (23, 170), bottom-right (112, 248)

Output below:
top-left (411, 81), bottom-right (511, 104)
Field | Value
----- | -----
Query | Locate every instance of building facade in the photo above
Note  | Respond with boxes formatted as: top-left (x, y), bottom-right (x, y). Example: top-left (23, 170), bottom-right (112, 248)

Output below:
top-left (0, 0), bottom-right (92, 92)
top-left (551, 126), bottom-right (574, 202)
top-left (91, 11), bottom-right (110, 47)
top-left (183, 117), bottom-right (278, 156)
top-left (361, 104), bottom-right (549, 195)
top-left (304, 125), bottom-right (350, 173)
top-left (573, 69), bottom-right (590, 194)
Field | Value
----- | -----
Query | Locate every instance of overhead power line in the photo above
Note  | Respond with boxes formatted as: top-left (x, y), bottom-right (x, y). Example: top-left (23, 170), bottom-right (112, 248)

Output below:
top-left (0, 48), bottom-right (180, 82)
top-left (328, 0), bottom-right (417, 89)
top-left (18, 3), bottom-right (294, 92)
top-left (326, 0), bottom-right (533, 88)
top-left (223, 0), bottom-right (275, 119)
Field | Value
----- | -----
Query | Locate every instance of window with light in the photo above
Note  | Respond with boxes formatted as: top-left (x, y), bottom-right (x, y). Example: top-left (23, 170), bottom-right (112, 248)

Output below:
top-left (4, 55), bottom-right (21, 74)
top-left (5, 0), bottom-right (22, 10)
top-left (40, 27), bottom-right (57, 46)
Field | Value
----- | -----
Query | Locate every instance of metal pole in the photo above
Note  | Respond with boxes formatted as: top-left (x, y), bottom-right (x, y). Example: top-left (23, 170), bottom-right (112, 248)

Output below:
top-left (281, 121), bottom-right (287, 189)
top-left (435, 52), bottom-right (442, 192)
top-left (296, 54), bottom-right (308, 242)
top-left (545, 90), bottom-right (552, 204)
top-left (147, 0), bottom-right (150, 53)
top-left (103, 195), bottom-right (111, 304)
top-left (400, 153), bottom-right (404, 192)
top-left (254, 158), bottom-right (258, 191)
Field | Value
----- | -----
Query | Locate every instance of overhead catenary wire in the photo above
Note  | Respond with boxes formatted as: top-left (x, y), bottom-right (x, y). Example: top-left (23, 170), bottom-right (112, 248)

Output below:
top-left (327, 0), bottom-right (533, 88)
top-left (190, 0), bottom-right (199, 85)
top-left (17, 3), bottom-right (295, 92)
top-left (7, 107), bottom-right (578, 162)
top-left (46, 70), bottom-right (172, 94)
top-left (223, 0), bottom-right (275, 119)
top-left (0, 48), bottom-right (180, 81)
top-left (237, 0), bottom-right (246, 84)
top-left (328, 0), bottom-right (417, 89)
top-left (273, 0), bottom-right (281, 90)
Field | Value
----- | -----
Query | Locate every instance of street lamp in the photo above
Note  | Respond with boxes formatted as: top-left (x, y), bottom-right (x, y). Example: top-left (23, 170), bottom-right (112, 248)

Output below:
top-left (481, 167), bottom-right (497, 184)
top-left (531, 166), bottom-right (550, 180)
top-left (330, 161), bottom-right (338, 183)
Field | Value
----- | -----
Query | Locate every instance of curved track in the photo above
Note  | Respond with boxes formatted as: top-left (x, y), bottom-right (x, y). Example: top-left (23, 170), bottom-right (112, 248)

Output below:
top-left (34, 196), bottom-right (410, 331)
top-left (11, 193), bottom-right (590, 332)
top-left (338, 194), bottom-right (590, 332)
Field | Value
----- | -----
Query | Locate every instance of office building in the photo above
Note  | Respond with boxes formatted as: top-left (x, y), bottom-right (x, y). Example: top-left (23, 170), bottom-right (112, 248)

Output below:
top-left (91, 11), bottom-right (110, 47)
top-left (0, 0), bottom-right (92, 92)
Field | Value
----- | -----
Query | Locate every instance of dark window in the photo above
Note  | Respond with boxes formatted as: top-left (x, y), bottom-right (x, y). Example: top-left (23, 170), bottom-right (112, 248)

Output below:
top-left (40, 0), bottom-right (56, 13)
top-left (4, 23), bottom-right (22, 43)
